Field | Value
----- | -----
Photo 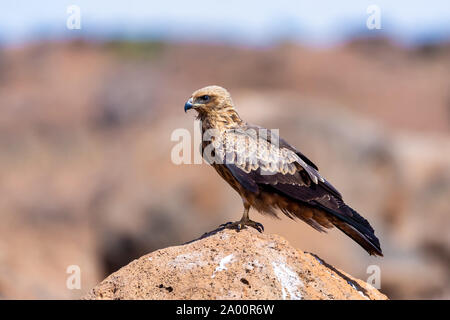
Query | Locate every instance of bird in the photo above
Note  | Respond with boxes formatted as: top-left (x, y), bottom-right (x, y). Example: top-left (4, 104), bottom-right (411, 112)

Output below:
top-left (184, 85), bottom-right (383, 256)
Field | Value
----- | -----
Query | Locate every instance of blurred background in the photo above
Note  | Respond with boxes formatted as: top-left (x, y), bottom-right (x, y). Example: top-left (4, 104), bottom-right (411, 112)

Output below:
top-left (0, 0), bottom-right (449, 299)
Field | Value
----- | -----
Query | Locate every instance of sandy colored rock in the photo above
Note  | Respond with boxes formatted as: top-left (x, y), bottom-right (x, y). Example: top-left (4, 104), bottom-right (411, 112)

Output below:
top-left (84, 228), bottom-right (387, 300)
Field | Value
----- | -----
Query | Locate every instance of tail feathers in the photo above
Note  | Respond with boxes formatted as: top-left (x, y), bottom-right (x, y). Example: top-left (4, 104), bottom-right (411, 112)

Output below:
top-left (333, 220), bottom-right (383, 256)
top-left (316, 202), bottom-right (383, 257)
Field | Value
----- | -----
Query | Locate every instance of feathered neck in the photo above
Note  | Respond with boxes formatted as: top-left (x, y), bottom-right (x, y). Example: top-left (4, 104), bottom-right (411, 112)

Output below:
top-left (197, 106), bottom-right (244, 131)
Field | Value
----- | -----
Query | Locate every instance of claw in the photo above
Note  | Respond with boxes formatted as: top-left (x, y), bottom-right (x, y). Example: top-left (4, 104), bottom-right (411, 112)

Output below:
top-left (219, 219), bottom-right (264, 233)
top-left (254, 222), bottom-right (264, 233)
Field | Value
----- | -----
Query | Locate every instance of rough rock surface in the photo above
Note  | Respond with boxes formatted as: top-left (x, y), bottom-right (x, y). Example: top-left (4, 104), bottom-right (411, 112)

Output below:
top-left (84, 228), bottom-right (387, 300)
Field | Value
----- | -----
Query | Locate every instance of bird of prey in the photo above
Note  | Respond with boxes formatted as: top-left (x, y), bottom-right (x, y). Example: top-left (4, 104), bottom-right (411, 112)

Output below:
top-left (184, 85), bottom-right (383, 256)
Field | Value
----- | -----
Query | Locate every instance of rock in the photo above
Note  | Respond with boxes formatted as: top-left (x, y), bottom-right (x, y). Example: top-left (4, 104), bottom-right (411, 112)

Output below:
top-left (84, 228), bottom-right (387, 300)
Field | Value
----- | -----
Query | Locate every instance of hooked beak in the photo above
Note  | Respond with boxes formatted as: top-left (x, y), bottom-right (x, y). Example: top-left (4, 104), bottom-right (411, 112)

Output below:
top-left (184, 98), bottom-right (194, 113)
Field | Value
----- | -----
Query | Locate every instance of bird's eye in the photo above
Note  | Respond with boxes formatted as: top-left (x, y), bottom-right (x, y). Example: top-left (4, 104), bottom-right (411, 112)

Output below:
top-left (200, 95), bottom-right (210, 102)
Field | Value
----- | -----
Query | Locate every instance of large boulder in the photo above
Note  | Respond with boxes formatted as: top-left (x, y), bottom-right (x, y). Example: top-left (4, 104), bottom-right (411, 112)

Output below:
top-left (84, 228), bottom-right (387, 300)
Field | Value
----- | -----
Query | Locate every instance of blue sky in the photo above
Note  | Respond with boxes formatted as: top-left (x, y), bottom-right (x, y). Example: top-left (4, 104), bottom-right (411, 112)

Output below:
top-left (1, 0), bottom-right (449, 46)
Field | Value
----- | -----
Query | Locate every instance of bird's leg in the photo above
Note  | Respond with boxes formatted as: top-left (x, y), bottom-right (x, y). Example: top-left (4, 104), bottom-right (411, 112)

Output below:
top-left (220, 202), bottom-right (264, 233)
top-left (238, 203), bottom-right (265, 232)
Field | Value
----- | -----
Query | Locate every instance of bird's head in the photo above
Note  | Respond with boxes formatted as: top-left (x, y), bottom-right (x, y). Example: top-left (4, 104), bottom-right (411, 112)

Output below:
top-left (184, 85), bottom-right (236, 118)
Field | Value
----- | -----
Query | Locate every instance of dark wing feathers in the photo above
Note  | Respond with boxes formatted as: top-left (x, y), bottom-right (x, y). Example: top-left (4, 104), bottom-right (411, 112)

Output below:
top-left (226, 164), bottom-right (259, 193)
top-left (220, 124), bottom-right (383, 256)
top-left (266, 178), bottom-right (381, 252)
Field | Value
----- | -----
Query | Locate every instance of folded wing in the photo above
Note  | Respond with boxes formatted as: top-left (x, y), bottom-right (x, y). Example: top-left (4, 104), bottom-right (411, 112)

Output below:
top-left (217, 124), bottom-right (383, 256)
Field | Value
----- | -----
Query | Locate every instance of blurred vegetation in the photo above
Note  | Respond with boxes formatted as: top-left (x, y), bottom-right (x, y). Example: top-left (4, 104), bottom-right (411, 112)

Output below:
top-left (103, 40), bottom-right (167, 60)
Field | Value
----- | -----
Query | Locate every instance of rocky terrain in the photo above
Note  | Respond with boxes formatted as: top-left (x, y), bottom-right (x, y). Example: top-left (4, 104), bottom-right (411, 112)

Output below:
top-left (0, 39), bottom-right (449, 299)
top-left (84, 228), bottom-right (387, 300)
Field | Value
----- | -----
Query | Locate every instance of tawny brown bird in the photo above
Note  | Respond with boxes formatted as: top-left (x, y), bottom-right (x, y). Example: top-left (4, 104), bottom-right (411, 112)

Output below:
top-left (184, 85), bottom-right (383, 256)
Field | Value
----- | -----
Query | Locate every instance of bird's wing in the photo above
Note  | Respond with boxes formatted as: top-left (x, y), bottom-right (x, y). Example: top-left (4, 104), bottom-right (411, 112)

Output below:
top-left (216, 125), bottom-right (322, 182)
top-left (215, 125), bottom-right (382, 256)
top-left (242, 124), bottom-right (343, 198)
top-left (216, 124), bottom-right (338, 196)
top-left (245, 124), bottom-right (319, 170)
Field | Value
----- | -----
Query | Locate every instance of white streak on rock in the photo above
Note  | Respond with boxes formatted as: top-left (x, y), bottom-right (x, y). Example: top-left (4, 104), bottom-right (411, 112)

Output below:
top-left (212, 254), bottom-right (234, 278)
top-left (358, 290), bottom-right (370, 300)
top-left (349, 281), bottom-right (370, 300)
top-left (272, 261), bottom-right (303, 300)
